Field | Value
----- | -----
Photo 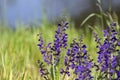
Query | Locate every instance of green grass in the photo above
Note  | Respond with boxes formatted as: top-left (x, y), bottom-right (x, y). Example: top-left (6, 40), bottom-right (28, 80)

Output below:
top-left (0, 26), bottom-right (40, 80)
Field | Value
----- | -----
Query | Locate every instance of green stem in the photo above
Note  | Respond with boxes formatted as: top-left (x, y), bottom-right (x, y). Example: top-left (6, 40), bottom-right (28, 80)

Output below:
top-left (51, 58), bottom-right (55, 80)
top-left (62, 73), bottom-right (66, 80)
top-left (50, 63), bottom-right (55, 80)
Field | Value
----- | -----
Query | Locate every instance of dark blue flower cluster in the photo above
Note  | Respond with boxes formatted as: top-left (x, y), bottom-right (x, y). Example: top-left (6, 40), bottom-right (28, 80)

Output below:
top-left (38, 34), bottom-right (52, 65)
top-left (52, 22), bottom-right (69, 66)
top-left (61, 38), bottom-right (94, 80)
top-left (94, 22), bottom-right (120, 80)
top-left (38, 21), bottom-right (69, 79)
top-left (38, 60), bottom-right (50, 80)
top-left (38, 21), bottom-right (120, 80)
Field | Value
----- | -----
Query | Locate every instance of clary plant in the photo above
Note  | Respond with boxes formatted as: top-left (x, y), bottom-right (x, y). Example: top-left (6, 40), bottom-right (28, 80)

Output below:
top-left (38, 21), bottom-right (120, 80)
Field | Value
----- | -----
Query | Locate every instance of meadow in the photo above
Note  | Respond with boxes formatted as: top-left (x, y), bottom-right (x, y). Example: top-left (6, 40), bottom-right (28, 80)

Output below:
top-left (0, 1), bottom-right (120, 79)
top-left (0, 18), bottom-right (119, 80)
top-left (0, 19), bottom-right (102, 80)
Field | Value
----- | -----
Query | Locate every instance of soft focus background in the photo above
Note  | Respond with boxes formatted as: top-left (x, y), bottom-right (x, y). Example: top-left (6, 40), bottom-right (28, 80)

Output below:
top-left (0, 0), bottom-right (120, 27)
top-left (0, 0), bottom-right (120, 80)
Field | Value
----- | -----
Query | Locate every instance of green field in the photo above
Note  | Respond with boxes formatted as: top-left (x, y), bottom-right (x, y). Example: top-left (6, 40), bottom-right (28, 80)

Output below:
top-left (0, 11), bottom-right (119, 79)
top-left (0, 20), bottom-right (102, 80)
top-left (1, 0), bottom-right (120, 79)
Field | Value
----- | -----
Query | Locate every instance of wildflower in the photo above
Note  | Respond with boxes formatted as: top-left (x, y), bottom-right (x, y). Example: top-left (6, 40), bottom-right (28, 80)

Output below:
top-left (104, 30), bottom-right (109, 37)
top-left (38, 34), bottom-right (45, 54)
top-left (95, 22), bottom-right (120, 79)
top-left (53, 21), bottom-right (69, 66)
top-left (61, 38), bottom-right (94, 80)
top-left (73, 42), bottom-right (93, 80)
top-left (37, 21), bottom-right (120, 80)
top-left (38, 21), bottom-right (69, 79)
top-left (38, 60), bottom-right (50, 80)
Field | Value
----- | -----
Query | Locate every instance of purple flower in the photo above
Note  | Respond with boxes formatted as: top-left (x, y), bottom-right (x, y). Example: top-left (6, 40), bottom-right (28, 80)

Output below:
top-left (61, 38), bottom-right (94, 80)
top-left (95, 22), bottom-right (120, 79)
top-left (117, 71), bottom-right (120, 79)
top-left (112, 22), bottom-right (117, 26)
top-left (38, 60), bottom-right (49, 79)
top-left (38, 21), bottom-right (69, 79)
top-left (60, 68), bottom-right (70, 76)
top-left (118, 41), bottom-right (120, 46)
top-left (104, 30), bottom-right (109, 37)
top-left (38, 34), bottom-right (44, 51)
top-left (53, 21), bottom-right (69, 65)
